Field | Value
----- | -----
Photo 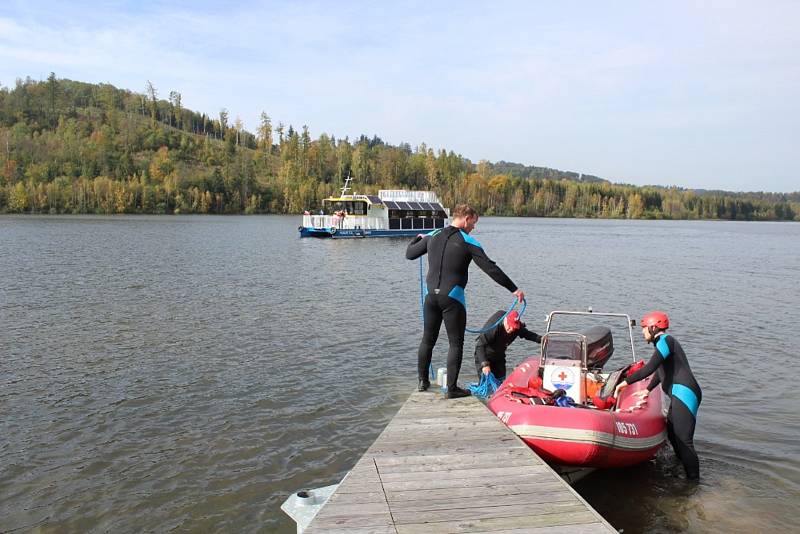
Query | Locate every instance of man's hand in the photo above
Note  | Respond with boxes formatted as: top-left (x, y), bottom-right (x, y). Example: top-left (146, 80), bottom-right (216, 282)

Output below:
top-left (512, 289), bottom-right (525, 303)
top-left (481, 365), bottom-right (491, 376)
top-left (614, 380), bottom-right (628, 398)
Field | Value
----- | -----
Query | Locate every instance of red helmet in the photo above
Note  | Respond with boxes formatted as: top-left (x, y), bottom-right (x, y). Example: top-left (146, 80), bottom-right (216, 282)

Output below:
top-left (505, 310), bottom-right (522, 331)
top-left (641, 311), bottom-right (669, 330)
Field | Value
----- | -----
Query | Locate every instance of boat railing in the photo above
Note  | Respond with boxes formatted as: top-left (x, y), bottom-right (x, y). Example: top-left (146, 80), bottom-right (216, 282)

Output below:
top-left (545, 310), bottom-right (637, 362)
top-left (378, 189), bottom-right (440, 203)
top-left (302, 214), bottom-right (388, 231)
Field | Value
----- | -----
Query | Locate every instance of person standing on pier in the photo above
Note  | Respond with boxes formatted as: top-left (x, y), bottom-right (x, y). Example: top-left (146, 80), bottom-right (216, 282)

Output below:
top-left (614, 311), bottom-right (702, 480)
top-left (406, 204), bottom-right (525, 399)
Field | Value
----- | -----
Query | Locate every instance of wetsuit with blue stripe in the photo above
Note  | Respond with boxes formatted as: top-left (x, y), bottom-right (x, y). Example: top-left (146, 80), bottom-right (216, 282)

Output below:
top-left (626, 333), bottom-right (702, 479)
top-left (406, 226), bottom-right (518, 391)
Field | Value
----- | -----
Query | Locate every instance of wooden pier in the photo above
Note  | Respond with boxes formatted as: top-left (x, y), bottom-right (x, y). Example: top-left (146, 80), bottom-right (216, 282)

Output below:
top-left (304, 390), bottom-right (616, 533)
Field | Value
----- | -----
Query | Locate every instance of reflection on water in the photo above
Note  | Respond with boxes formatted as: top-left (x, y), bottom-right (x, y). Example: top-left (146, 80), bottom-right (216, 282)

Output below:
top-left (1, 215), bottom-right (799, 533)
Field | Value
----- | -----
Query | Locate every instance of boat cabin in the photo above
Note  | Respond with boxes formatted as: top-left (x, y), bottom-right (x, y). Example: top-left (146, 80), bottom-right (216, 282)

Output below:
top-left (321, 196), bottom-right (374, 216)
top-left (382, 198), bottom-right (448, 231)
top-left (319, 193), bottom-right (448, 231)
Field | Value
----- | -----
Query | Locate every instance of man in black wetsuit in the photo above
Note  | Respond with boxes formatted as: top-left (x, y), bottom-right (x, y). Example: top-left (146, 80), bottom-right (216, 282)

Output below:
top-left (474, 310), bottom-right (541, 381)
top-left (615, 311), bottom-right (702, 480)
top-left (406, 204), bottom-right (525, 399)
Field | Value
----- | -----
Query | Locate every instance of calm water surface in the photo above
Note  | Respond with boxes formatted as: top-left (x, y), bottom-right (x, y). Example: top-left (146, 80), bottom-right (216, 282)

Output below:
top-left (1, 215), bottom-right (798, 533)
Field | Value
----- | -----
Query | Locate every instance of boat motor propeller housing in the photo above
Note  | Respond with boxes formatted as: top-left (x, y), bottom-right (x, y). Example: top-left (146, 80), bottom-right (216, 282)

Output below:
top-left (584, 326), bottom-right (614, 369)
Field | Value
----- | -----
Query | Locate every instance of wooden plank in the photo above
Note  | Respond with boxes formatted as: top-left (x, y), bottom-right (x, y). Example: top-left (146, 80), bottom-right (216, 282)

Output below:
top-left (311, 502), bottom-right (393, 519)
top-left (383, 475), bottom-right (560, 494)
top-left (374, 447), bottom-right (535, 466)
top-left (392, 501), bottom-right (589, 524)
top-left (306, 515), bottom-right (395, 532)
top-left (387, 489), bottom-right (577, 512)
top-left (326, 491), bottom-right (390, 505)
top-left (332, 482), bottom-right (387, 495)
top-left (378, 420), bottom-right (504, 430)
top-left (395, 510), bottom-right (605, 533)
top-left (304, 390), bottom-right (616, 533)
top-left (378, 464), bottom-right (549, 482)
top-left (488, 524), bottom-right (613, 534)
top-left (375, 455), bottom-right (538, 473)
top-left (367, 438), bottom-right (523, 456)
top-left (385, 481), bottom-right (568, 502)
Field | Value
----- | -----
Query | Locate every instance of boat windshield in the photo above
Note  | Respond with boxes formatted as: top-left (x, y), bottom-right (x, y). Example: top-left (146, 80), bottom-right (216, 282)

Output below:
top-left (542, 334), bottom-right (584, 362)
top-left (322, 200), bottom-right (367, 215)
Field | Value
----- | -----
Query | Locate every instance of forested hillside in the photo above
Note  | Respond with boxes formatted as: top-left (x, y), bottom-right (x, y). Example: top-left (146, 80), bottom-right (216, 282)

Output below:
top-left (0, 75), bottom-right (797, 220)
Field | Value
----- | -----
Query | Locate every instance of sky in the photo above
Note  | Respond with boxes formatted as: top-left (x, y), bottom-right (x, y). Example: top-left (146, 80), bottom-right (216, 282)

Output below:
top-left (1, 1), bottom-right (798, 193)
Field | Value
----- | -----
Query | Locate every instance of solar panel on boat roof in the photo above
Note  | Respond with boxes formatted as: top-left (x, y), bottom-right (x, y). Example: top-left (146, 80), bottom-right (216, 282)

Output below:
top-left (408, 202), bottom-right (423, 210)
top-left (384, 200), bottom-right (399, 209)
top-left (367, 195), bottom-right (382, 204)
top-left (419, 202), bottom-right (434, 211)
top-left (430, 202), bottom-right (444, 212)
top-left (397, 201), bottom-right (412, 210)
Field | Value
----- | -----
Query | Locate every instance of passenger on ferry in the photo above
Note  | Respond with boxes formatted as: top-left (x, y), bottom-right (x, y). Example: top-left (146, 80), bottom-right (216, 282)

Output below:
top-left (406, 204), bottom-right (525, 399)
top-left (474, 310), bottom-right (541, 381)
top-left (614, 311), bottom-right (702, 480)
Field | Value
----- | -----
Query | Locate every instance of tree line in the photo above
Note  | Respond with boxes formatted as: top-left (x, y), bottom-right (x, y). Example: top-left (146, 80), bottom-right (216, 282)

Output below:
top-left (0, 75), bottom-right (797, 220)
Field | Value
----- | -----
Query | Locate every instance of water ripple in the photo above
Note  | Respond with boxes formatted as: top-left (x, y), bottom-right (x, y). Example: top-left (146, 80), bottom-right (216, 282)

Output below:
top-left (1, 215), bottom-right (799, 533)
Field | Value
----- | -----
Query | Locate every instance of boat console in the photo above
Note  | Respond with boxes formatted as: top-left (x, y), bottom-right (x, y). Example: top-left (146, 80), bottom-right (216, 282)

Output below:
top-left (536, 310), bottom-right (640, 407)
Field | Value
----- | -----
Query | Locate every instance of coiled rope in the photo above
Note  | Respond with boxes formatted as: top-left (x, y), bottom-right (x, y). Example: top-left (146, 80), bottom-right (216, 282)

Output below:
top-left (468, 371), bottom-right (503, 399)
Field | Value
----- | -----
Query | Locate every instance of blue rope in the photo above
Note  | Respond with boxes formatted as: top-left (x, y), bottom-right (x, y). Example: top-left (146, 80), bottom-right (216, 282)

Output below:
top-left (465, 297), bottom-right (527, 334)
top-left (419, 254), bottom-right (425, 325)
top-left (419, 257), bottom-right (435, 381)
top-left (469, 371), bottom-right (502, 399)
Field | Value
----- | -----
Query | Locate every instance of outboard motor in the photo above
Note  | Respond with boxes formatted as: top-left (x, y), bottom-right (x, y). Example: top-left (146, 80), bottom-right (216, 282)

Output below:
top-left (584, 326), bottom-right (614, 369)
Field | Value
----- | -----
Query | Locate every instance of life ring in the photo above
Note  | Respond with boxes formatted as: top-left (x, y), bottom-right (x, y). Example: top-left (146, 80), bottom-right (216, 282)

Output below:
top-left (330, 227), bottom-right (337, 235)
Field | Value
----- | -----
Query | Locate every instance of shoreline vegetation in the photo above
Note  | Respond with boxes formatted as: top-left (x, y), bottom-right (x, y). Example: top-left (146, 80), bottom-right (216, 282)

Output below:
top-left (1, 75), bottom-right (797, 220)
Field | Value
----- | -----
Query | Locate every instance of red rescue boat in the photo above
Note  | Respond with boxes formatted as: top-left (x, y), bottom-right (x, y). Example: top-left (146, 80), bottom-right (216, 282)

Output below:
top-left (487, 310), bottom-right (667, 471)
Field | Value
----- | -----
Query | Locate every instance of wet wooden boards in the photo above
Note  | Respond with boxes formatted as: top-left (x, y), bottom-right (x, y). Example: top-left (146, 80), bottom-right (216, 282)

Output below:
top-left (305, 390), bottom-right (616, 533)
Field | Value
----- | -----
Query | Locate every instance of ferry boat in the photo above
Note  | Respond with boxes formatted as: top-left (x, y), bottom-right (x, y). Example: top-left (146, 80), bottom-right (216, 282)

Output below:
top-left (298, 177), bottom-right (449, 238)
top-left (487, 310), bottom-right (667, 477)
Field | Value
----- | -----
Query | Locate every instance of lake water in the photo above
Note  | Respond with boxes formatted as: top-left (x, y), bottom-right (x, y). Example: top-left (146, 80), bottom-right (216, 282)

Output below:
top-left (1, 215), bottom-right (798, 533)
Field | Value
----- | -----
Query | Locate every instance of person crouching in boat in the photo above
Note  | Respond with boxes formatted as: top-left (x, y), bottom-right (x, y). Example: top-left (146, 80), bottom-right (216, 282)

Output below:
top-left (474, 310), bottom-right (541, 381)
top-left (614, 311), bottom-right (702, 480)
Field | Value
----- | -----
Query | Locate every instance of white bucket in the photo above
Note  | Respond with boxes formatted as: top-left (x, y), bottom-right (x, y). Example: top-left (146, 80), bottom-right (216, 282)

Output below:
top-left (436, 367), bottom-right (446, 386)
top-left (440, 372), bottom-right (448, 391)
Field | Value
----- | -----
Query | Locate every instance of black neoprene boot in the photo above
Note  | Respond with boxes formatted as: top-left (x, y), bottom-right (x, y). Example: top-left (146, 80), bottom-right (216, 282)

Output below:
top-left (418, 379), bottom-right (430, 392)
top-left (445, 386), bottom-right (471, 399)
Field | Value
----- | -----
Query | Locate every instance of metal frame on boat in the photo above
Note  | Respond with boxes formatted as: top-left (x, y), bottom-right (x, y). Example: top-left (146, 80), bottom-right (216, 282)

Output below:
top-left (544, 309), bottom-right (638, 361)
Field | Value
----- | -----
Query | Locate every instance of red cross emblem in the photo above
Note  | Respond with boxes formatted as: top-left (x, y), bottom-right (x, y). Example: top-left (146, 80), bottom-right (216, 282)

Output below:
top-left (550, 367), bottom-right (573, 388)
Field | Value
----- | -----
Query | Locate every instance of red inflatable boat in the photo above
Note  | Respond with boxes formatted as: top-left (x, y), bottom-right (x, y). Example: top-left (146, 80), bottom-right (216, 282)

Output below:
top-left (487, 311), bottom-right (667, 470)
